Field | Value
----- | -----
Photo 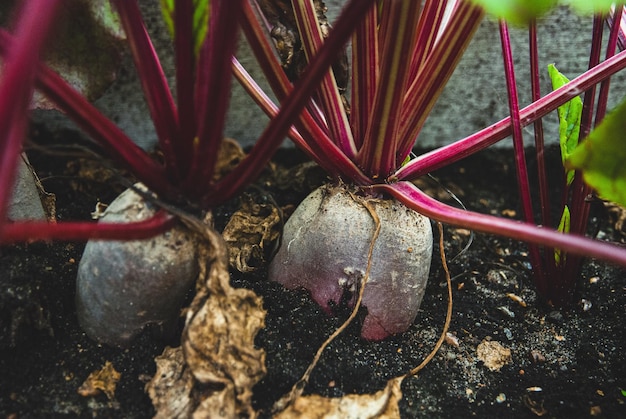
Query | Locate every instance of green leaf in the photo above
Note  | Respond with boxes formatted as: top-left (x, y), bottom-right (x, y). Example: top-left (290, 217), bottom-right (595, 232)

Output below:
top-left (566, 96), bottom-right (626, 207)
top-left (470, 0), bottom-right (557, 24)
top-left (470, 0), bottom-right (622, 24)
top-left (160, 0), bottom-right (210, 57)
top-left (160, 0), bottom-right (175, 35)
top-left (554, 205), bottom-right (570, 265)
top-left (548, 64), bottom-right (582, 185)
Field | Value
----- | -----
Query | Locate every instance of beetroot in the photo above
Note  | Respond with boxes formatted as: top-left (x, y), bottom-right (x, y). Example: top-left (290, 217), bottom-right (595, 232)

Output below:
top-left (76, 185), bottom-right (198, 346)
top-left (269, 183), bottom-right (433, 340)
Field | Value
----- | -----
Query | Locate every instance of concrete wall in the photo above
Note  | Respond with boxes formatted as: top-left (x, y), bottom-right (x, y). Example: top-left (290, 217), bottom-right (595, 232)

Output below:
top-left (33, 2), bottom-right (626, 151)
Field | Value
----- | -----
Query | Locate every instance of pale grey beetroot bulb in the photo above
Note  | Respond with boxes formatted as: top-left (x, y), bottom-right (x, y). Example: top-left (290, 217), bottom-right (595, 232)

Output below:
top-left (76, 185), bottom-right (198, 347)
top-left (269, 184), bottom-right (433, 340)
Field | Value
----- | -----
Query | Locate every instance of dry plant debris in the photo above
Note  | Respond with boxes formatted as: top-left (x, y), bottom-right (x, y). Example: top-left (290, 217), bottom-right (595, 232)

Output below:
top-left (146, 346), bottom-right (195, 419)
top-left (274, 377), bottom-right (404, 419)
top-left (77, 361), bottom-right (120, 400)
top-left (223, 194), bottom-right (281, 272)
top-left (212, 138), bottom-right (246, 181)
top-left (147, 214), bottom-right (266, 418)
top-left (477, 340), bottom-right (512, 371)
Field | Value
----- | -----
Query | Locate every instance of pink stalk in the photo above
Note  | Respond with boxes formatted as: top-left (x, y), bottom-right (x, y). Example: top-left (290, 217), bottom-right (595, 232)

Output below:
top-left (357, 0), bottom-right (423, 177)
top-left (409, 0), bottom-right (450, 80)
top-left (528, 20), bottom-right (551, 230)
top-left (528, 19), bottom-right (556, 288)
top-left (1, 212), bottom-right (175, 243)
top-left (237, 7), bottom-right (371, 183)
top-left (240, 1), bottom-right (293, 101)
top-left (232, 57), bottom-right (368, 180)
top-left (566, 15), bottom-right (603, 249)
top-left (173, 0), bottom-right (197, 173)
top-left (232, 41), bottom-right (368, 183)
top-left (0, 0), bottom-right (62, 224)
top-left (395, 49), bottom-right (626, 180)
top-left (241, 2), bottom-right (329, 135)
top-left (185, 0), bottom-right (243, 196)
top-left (242, 0), bottom-right (367, 169)
top-left (380, 181), bottom-right (626, 268)
top-left (596, 6), bottom-right (623, 121)
top-left (204, 0), bottom-right (378, 205)
top-left (498, 21), bottom-right (546, 292)
top-left (350, 2), bottom-right (378, 146)
top-left (0, 30), bottom-right (173, 197)
top-left (232, 58), bottom-right (325, 167)
top-left (112, 0), bottom-right (180, 180)
top-left (608, 4), bottom-right (626, 50)
top-left (396, 2), bottom-right (484, 163)
top-left (292, 0), bottom-right (356, 158)
top-left (556, 11), bottom-right (624, 300)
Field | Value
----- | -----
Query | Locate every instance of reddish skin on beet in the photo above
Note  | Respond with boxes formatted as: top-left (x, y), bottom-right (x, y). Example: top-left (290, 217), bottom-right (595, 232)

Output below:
top-left (269, 184), bottom-right (433, 340)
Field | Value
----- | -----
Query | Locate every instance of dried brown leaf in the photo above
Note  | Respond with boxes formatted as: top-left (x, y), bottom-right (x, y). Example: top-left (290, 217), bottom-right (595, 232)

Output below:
top-left (77, 361), bottom-right (121, 400)
top-left (275, 377), bottom-right (403, 419)
top-left (146, 346), bottom-right (195, 419)
top-left (146, 215), bottom-right (266, 418)
top-left (223, 195), bottom-right (281, 272)
top-left (184, 223), bottom-right (266, 418)
top-left (213, 138), bottom-right (246, 182)
top-left (477, 340), bottom-right (512, 371)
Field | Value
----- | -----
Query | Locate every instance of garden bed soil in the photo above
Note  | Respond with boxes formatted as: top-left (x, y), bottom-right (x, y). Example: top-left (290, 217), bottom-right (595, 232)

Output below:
top-left (1, 129), bottom-right (626, 418)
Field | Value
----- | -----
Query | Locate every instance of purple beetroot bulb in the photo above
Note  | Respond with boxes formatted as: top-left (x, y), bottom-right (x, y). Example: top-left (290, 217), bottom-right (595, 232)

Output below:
top-left (76, 184), bottom-right (198, 346)
top-left (269, 183), bottom-right (433, 340)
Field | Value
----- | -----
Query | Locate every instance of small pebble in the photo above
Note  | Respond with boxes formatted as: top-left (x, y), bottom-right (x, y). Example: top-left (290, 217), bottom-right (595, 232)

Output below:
top-left (496, 393), bottom-right (506, 403)
top-left (445, 332), bottom-right (460, 348)
top-left (506, 293), bottom-right (527, 307)
top-left (547, 311), bottom-right (564, 324)
top-left (498, 306), bottom-right (515, 318)
top-left (503, 328), bottom-right (513, 340)
top-left (530, 350), bottom-right (546, 363)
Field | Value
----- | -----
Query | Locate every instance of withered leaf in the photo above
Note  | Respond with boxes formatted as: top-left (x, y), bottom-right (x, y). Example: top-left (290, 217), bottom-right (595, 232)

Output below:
top-left (146, 346), bottom-right (195, 419)
top-left (213, 138), bottom-right (246, 182)
top-left (275, 377), bottom-right (403, 419)
top-left (477, 340), bottom-right (512, 372)
top-left (77, 361), bottom-right (121, 400)
top-left (223, 194), bottom-right (281, 272)
top-left (146, 216), bottom-right (266, 418)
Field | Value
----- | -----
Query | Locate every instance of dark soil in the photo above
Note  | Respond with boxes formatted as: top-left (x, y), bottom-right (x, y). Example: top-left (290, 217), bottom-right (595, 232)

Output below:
top-left (1, 129), bottom-right (625, 418)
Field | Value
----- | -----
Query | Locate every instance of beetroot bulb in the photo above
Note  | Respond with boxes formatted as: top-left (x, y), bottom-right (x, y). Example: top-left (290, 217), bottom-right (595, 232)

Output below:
top-left (269, 183), bottom-right (433, 340)
top-left (76, 185), bottom-right (199, 346)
